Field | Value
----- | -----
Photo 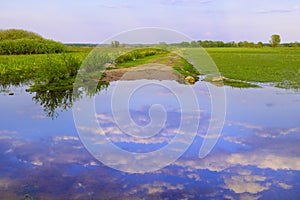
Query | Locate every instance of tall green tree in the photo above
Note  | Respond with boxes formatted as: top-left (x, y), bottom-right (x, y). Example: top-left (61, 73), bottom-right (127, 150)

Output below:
top-left (270, 34), bottom-right (281, 47)
top-left (257, 42), bottom-right (263, 48)
top-left (111, 40), bottom-right (120, 48)
top-left (190, 41), bottom-right (199, 47)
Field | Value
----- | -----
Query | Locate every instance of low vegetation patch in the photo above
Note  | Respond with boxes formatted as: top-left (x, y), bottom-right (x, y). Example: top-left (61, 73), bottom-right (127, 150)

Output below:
top-left (222, 79), bottom-right (261, 88)
top-left (0, 52), bottom-right (88, 87)
top-left (115, 48), bottom-right (169, 67)
top-left (1, 44), bottom-right (299, 93)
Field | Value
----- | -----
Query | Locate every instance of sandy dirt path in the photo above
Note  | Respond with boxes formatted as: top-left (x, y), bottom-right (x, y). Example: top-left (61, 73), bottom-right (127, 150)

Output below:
top-left (102, 63), bottom-right (185, 84)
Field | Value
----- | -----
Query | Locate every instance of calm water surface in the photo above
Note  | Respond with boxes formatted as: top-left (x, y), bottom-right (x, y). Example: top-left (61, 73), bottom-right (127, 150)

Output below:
top-left (0, 80), bottom-right (300, 199)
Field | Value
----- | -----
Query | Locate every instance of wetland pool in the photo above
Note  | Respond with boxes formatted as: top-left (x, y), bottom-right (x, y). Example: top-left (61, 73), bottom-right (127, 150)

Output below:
top-left (0, 79), bottom-right (300, 199)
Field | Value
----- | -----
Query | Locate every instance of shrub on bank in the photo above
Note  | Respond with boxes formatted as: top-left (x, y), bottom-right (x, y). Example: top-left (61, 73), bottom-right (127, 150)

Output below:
top-left (115, 48), bottom-right (168, 64)
top-left (0, 29), bottom-right (67, 55)
top-left (0, 39), bottom-right (67, 55)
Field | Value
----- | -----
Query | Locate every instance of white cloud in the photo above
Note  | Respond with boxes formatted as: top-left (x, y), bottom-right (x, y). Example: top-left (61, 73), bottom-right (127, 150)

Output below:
top-left (97, 2), bottom-right (131, 9)
top-left (131, 181), bottom-right (184, 195)
top-left (230, 121), bottom-right (264, 130)
top-left (256, 6), bottom-right (299, 14)
top-left (0, 130), bottom-right (17, 134)
top-left (174, 141), bottom-right (300, 172)
top-left (78, 124), bottom-right (191, 145)
top-left (174, 154), bottom-right (230, 172)
top-left (239, 194), bottom-right (261, 200)
top-left (277, 182), bottom-right (293, 190)
top-left (223, 136), bottom-right (246, 146)
top-left (227, 121), bottom-right (299, 139)
top-left (161, 0), bottom-right (213, 6)
top-left (199, 132), bottom-right (222, 139)
top-left (280, 127), bottom-right (299, 135)
top-left (83, 161), bottom-right (100, 167)
top-left (95, 113), bottom-right (114, 123)
top-left (226, 153), bottom-right (300, 171)
top-left (53, 135), bottom-right (79, 141)
top-left (4, 148), bottom-right (13, 154)
top-left (0, 136), bottom-right (13, 140)
top-left (187, 173), bottom-right (201, 181)
top-left (31, 160), bottom-right (43, 166)
top-left (223, 174), bottom-right (270, 194)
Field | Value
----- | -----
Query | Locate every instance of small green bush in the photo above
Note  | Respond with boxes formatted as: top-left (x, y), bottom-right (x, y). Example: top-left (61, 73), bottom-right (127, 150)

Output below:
top-left (115, 48), bottom-right (168, 64)
top-left (0, 29), bottom-right (43, 41)
top-left (34, 54), bottom-right (81, 85)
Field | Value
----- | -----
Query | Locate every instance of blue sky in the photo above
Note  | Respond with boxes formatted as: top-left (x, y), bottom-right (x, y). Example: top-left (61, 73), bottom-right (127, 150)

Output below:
top-left (0, 0), bottom-right (299, 43)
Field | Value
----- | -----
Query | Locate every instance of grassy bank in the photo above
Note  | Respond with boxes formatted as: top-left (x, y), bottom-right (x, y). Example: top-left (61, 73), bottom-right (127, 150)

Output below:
top-left (1, 47), bottom-right (299, 90)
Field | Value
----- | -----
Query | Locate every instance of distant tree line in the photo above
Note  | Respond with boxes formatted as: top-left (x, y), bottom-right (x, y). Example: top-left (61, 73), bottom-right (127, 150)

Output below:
top-left (169, 40), bottom-right (265, 48)
top-left (0, 29), bottom-right (67, 55)
top-left (65, 43), bottom-right (97, 47)
top-left (282, 42), bottom-right (300, 47)
top-left (169, 41), bottom-right (299, 48)
top-left (164, 34), bottom-right (299, 48)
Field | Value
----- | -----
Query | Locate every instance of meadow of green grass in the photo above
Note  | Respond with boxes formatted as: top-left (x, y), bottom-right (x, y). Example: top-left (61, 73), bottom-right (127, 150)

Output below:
top-left (186, 47), bottom-right (300, 88)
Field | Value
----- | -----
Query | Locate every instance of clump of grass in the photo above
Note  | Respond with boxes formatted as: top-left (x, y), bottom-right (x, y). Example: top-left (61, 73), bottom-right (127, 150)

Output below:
top-left (115, 48), bottom-right (168, 64)
top-left (172, 57), bottom-right (200, 81)
top-left (114, 48), bottom-right (169, 68)
top-left (34, 54), bottom-right (82, 85)
top-left (276, 80), bottom-right (300, 89)
top-left (223, 79), bottom-right (261, 88)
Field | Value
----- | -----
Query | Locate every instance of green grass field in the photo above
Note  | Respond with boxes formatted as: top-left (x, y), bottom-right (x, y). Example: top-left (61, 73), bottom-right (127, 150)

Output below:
top-left (183, 47), bottom-right (300, 88)
top-left (1, 47), bottom-right (299, 90)
top-left (207, 48), bottom-right (300, 88)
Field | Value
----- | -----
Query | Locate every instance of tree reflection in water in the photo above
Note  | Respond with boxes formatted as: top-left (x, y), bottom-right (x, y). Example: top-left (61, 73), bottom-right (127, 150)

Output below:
top-left (26, 81), bottom-right (109, 119)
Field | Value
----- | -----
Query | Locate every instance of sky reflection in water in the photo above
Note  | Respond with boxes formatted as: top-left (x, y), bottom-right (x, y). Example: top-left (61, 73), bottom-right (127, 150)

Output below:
top-left (0, 81), bottom-right (300, 199)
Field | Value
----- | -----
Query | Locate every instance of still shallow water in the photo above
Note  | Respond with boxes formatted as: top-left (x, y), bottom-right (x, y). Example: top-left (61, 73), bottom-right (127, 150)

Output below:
top-left (0, 80), bottom-right (300, 199)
